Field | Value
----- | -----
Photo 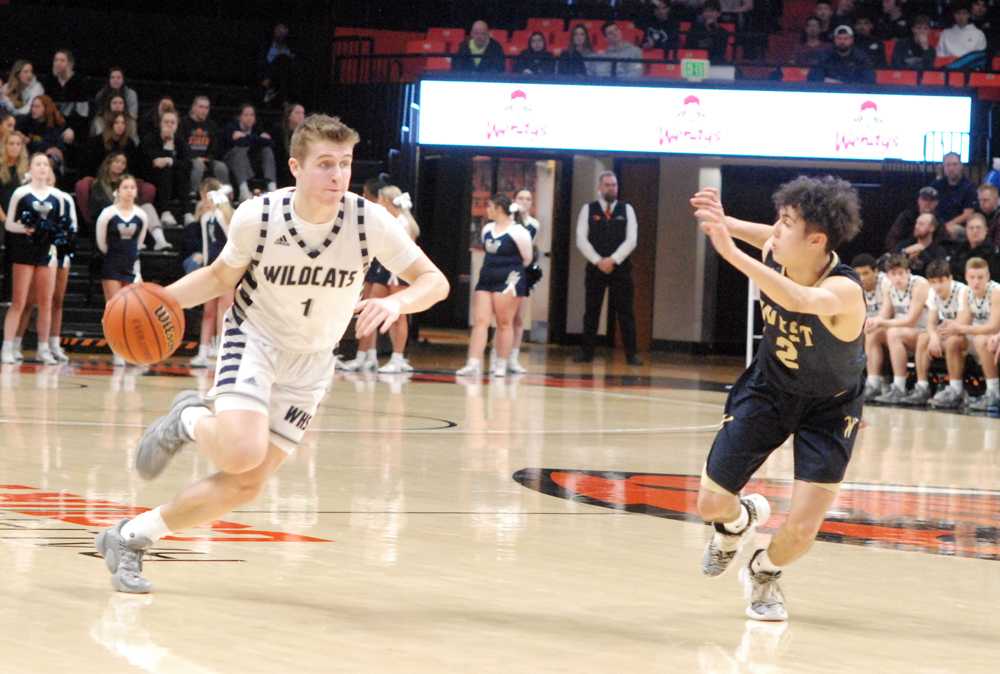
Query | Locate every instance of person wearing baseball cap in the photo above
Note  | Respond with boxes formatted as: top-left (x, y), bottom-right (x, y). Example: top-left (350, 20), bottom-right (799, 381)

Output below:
top-left (885, 187), bottom-right (941, 252)
top-left (808, 23), bottom-right (875, 83)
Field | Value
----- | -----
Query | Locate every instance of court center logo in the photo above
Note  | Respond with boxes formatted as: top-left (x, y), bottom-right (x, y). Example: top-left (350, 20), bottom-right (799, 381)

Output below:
top-left (485, 89), bottom-right (548, 141)
top-left (513, 468), bottom-right (1000, 561)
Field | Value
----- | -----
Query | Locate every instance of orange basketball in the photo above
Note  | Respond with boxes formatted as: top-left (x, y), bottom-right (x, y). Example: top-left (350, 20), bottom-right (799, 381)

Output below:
top-left (102, 283), bottom-right (185, 365)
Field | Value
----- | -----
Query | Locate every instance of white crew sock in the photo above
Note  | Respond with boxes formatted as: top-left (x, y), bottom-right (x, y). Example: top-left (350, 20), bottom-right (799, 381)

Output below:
top-left (366, 349), bottom-right (377, 362)
top-left (916, 380), bottom-right (929, 391)
top-left (196, 343), bottom-right (209, 357)
top-left (988, 379), bottom-right (999, 395)
top-left (493, 357), bottom-right (507, 371)
top-left (751, 548), bottom-right (782, 574)
top-left (391, 352), bottom-right (404, 362)
top-left (12, 337), bottom-right (22, 350)
top-left (866, 375), bottom-right (881, 388)
top-left (49, 337), bottom-right (62, 351)
top-left (720, 501), bottom-right (750, 535)
top-left (37, 343), bottom-right (52, 355)
top-left (1, 341), bottom-right (12, 353)
top-left (180, 405), bottom-right (212, 441)
top-left (510, 347), bottom-right (520, 361)
top-left (466, 358), bottom-right (481, 369)
top-left (893, 376), bottom-right (907, 390)
top-left (121, 506), bottom-right (171, 544)
top-left (950, 380), bottom-right (964, 394)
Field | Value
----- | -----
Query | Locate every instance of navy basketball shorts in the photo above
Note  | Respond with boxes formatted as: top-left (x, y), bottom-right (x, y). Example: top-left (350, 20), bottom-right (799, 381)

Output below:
top-left (704, 365), bottom-right (864, 495)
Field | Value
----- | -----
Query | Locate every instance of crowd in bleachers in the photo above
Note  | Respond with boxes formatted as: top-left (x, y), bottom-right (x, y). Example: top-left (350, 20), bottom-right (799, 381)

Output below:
top-left (400, 0), bottom-right (1000, 88)
top-left (851, 152), bottom-right (1000, 412)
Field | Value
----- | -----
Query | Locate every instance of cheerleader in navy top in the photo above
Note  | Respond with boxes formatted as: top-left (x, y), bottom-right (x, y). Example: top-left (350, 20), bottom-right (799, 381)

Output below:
top-left (2, 153), bottom-right (65, 365)
top-left (509, 188), bottom-right (542, 374)
top-left (186, 178), bottom-right (234, 368)
top-left (95, 173), bottom-right (148, 292)
top-left (375, 185), bottom-right (421, 374)
top-left (456, 193), bottom-right (533, 378)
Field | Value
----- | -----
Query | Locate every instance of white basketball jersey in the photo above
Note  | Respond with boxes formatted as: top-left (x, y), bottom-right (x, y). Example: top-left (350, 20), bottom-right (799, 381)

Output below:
top-left (226, 188), bottom-right (418, 353)
top-left (864, 271), bottom-right (887, 318)
top-left (926, 280), bottom-right (967, 322)
top-left (965, 281), bottom-right (1000, 326)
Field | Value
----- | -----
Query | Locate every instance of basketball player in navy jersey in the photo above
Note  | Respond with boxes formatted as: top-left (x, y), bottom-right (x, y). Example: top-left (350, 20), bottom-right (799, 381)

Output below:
top-left (94, 115), bottom-right (449, 593)
top-left (690, 177), bottom-right (865, 622)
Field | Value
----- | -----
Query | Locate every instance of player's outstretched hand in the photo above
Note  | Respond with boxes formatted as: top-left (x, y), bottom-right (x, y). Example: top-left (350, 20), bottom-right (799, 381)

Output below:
top-left (694, 196), bottom-right (736, 258)
top-left (689, 187), bottom-right (727, 224)
top-left (354, 296), bottom-right (402, 337)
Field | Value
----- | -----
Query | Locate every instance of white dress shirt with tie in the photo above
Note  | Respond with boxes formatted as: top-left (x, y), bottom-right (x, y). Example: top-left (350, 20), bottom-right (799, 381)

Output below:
top-left (575, 198), bottom-right (638, 265)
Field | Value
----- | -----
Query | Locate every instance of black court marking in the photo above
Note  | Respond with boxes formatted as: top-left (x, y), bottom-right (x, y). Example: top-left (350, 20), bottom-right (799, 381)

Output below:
top-left (313, 403), bottom-right (458, 430)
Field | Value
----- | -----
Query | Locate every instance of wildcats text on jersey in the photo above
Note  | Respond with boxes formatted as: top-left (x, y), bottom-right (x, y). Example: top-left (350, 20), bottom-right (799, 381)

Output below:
top-left (261, 264), bottom-right (359, 288)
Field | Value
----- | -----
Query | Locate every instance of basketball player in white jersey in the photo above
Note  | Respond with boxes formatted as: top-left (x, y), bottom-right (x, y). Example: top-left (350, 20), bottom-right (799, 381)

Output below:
top-left (904, 259), bottom-right (968, 408)
top-left (94, 115), bottom-right (449, 593)
top-left (851, 253), bottom-right (889, 401)
top-left (870, 254), bottom-right (929, 405)
top-left (939, 257), bottom-right (1000, 411)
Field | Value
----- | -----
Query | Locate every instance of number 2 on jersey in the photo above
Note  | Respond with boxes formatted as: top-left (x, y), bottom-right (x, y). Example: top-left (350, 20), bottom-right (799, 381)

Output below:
top-left (301, 299), bottom-right (313, 317)
top-left (774, 336), bottom-right (799, 369)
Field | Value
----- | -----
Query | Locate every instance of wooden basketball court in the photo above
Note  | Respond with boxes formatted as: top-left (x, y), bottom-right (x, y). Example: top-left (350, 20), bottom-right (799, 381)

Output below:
top-left (1, 346), bottom-right (997, 673)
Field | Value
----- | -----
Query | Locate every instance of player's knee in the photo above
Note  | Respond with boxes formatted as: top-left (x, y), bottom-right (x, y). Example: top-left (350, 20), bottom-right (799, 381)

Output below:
top-left (697, 489), bottom-right (733, 521)
top-left (226, 470), bottom-right (268, 505)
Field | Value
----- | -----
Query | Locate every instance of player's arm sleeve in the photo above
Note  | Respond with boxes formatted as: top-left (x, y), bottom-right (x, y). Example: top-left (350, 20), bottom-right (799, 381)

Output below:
top-left (575, 205), bottom-right (601, 265)
top-left (370, 204), bottom-right (420, 276)
top-left (95, 208), bottom-right (111, 254)
top-left (511, 225), bottom-right (534, 266)
top-left (5, 189), bottom-right (27, 233)
top-left (219, 199), bottom-right (264, 268)
top-left (611, 204), bottom-right (638, 265)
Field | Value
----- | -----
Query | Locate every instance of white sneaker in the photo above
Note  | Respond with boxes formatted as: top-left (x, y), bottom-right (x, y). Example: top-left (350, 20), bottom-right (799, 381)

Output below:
top-left (359, 356), bottom-right (377, 373)
top-left (112, 354), bottom-right (126, 367)
top-left (491, 363), bottom-right (507, 378)
top-left (36, 349), bottom-right (58, 366)
top-left (378, 359), bottom-right (406, 374)
top-left (153, 240), bottom-right (173, 251)
top-left (189, 353), bottom-right (211, 368)
top-left (0, 349), bottom-right (14, 365)
top-left (399, 357), bottom-right (414, 372)
top-left (507, 359), bottom-right (527, 374)
top-left (741, 551), bottom-right (789, 622)
top-left (13, 348), bottom-right (23, 363)
top-left (338, 354), bottom-right (367, 372)
top-left (456, 361), bottom-right (481, 377)
top-left (160, 211), bottom-right (177, 227)
top-left (51, 344), bottom-right (70, 363)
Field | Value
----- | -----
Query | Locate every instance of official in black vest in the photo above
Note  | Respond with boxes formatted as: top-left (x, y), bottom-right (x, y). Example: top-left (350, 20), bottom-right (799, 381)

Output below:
top-left (574, 171), bottom-right (641, 365)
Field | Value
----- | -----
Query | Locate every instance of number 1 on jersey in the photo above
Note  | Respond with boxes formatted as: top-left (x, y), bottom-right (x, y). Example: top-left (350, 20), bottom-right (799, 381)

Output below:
top-left (301, 298), bottom-right (313, 317)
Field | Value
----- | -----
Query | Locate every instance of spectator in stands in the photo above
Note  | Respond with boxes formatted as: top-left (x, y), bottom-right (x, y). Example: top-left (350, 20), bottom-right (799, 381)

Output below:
top-left (91, 93), bottom-right (138, 143)
top-left (93, 67), bottom-right (138, 127)
top-left (931, 151), bottom-right (977, 240)
top-left (222, 103), bottom-right (277, 202)
top-left (558, 25), bottom-right (595, 76)
top-left (0, 131), bottom-right (29, 224)
top-left (0, 111), bottom-right (14, 140)
top-left (514, 33), bottom-right (557, 75)
top-left (41, 50), bottom-right (89, 141)
top-left (259, 23), bottom-right (298, 107)
top-left (853, 14), bottom-right (886, 65)
top-left (891, 15), bottom-right (936, 69)
top-left (273, 102), bottom-right (304, 188)
top-left (640, 0), bottom-right (681, 54)
top-left (936, 2), bottom-right (987, 59)
top-left (0, 61), bottom-right (44, 116)
top-left (832, 0), bottom-right (858, 31)
top-left (970, 0), bottom-right (996, 56)
top-left (591, 22), bottom-right (645, 77)
top-left (181, 95), bottom-right (230, 199)
top-left (877, 0), bottom-right (911, 39)
top-left (814, 0), bottom-right (835, 40)
top-left (686, 2), bottom-right (732, 64)
top-left (142, 109), bottom-right (190, 226)
top-left (452, 20), bottom-right (506, 73)
top-left (894, 212), bottom-right (949, 274)
top-left (85, 112), bottom-right (140, 177)
top-left (141, 96), bottom-right (177, 139)
top-left (886, 186), bottom-right (940, 251)
top-left (720, 0), bottom-right (754, 34)
top-left (976, 183), bottom-right (1000, 243)
top-left (88, 151), bottom-right (169, 249)
top-left (808, 25), bottom-right (875, 82)
top-left (16, 95), bottom-right (73, 174)
top-left (794, 17), bottom-right (833, 65)
top-left (950, 213), bottom-right (999, 278)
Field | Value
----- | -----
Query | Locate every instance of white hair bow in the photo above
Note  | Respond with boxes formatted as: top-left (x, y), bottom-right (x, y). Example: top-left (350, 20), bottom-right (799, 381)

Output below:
top-left (393, 192), bottom-right (413, 210)
top-left (508, 203), bottom-right (520, 214)
top-left (208, 185), bottom-right (233, 205)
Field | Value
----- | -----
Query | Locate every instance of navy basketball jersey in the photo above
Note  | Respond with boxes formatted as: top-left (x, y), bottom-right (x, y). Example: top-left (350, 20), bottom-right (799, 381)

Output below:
top-left (756, 252), bottom-right (866, 397)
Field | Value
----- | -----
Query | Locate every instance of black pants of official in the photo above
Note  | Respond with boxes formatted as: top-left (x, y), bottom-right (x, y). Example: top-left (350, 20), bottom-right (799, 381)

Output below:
top-left (581, 260), bottom-right (637, 357)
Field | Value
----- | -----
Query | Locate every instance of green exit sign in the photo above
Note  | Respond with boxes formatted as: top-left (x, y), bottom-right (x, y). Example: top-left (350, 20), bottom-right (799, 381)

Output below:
top-left (681, 59), bottom-right (710, 81)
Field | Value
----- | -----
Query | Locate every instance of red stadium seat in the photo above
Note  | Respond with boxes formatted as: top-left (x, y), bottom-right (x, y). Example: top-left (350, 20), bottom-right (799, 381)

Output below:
top-left (642, 48), bottom-right (665, 62)
top-left (406, 40), bottom-right (447, 54)
top-left (526, 17), bottom-right (564, 40)
top-left (876, 69), bottom-right (918, 85)
top-left (948, 72), bottom-right (966, 87)
top-left (929, 29), bottom-right (942, 48)
top-left (678, 49), bottom-right (710, 60)
top-left (550, 31), bottom-right (571, 51)
top-left (934, 55), bottom-right (956, 69)
top-left (781, 67), bottom-right (810, 82)
top-left (679, 21), bottom-right (692, 32)
top-left (921, 70), bottom-right (945, 86)
top-left (511, 30), bottom-right (534, 48)
top-left (970, 72), bottom-right (1000, 100)
top-left (884, 39), bottom-right (896, 64)
top-left (647, 63), bottom-right (683, 79)
top-left (993, 56), bottom-right (1000, 71)
top-left (425, 28), bottom-right (465, 50)
top-left (424, 57), bottom-right (452, 72)
top-left (489, 29), bottom-right (508, 45)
